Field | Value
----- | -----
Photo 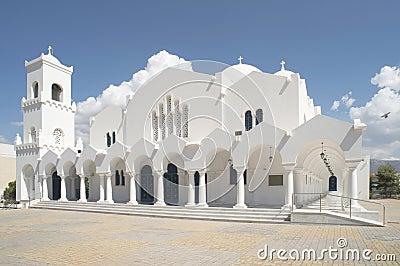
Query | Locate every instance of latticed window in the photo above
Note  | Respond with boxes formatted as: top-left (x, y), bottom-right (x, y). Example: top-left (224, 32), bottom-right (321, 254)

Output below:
top-left (159, 104), bottom-right (166, 140)
top-left (182, 105), bottom-right (189, 138)
top-left (166, 96), bottom-right (173, 136)
top-left (245, 110), bottom-right (252, 131)
top-left (152, 111), bottom-right (158, 141)
top-left (53, 128), bottom-right (63, 145)
top-left (175, 101), bottom-right (181, 137)
top-left (256, 109), bottom-right (263, 125)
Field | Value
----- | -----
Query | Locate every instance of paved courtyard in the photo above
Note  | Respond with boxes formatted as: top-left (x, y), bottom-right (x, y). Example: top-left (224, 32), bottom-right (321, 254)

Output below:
top-left (0, 199), bottom-right (399, 265)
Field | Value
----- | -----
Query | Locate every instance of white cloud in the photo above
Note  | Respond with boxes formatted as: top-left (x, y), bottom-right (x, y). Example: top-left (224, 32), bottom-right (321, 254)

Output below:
top-left (0, 135), bottom-right (8, 143)
top-left (349, 66), bottom-right (400, 159)
top-left (10, 121), bottom-right (23, 127)
top-left (330, 92), bottom-right (355, 111)
top-left (371, 66), bottom-right (400, 91)
top-left (75, 50), bottom-right (192, 143)
top-left (330, 100), bottom-right (340, 111)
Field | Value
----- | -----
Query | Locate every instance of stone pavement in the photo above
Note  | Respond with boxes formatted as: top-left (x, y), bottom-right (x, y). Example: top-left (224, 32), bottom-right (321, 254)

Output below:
top-left (0, 199), bottom-right (399, 265)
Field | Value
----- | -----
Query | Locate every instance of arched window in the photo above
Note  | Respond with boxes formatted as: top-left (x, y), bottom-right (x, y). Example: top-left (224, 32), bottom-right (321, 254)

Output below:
top-left (51, 84), bottom-right (63, 102)
top-left (245, 110), bottom-right (252, 131)
top-left (30, 127), bottom-right (36, 143)
top-left (106, 132), bottom-right (111, 147)
top-left (159, 103), bottom-right (165, 140)
top-left (112, 131), bottom-right (116, 144)
top-left (174, 101), bottom-right (181, 137)
top-left (32, 82), bottom-right (39, 98)
top-left (229, 164), bottom-right (237, 185)
top-left (243, 169), bottom-right (247, 185)
top-left (53, 128), bottom-right (63, 145)
top-left (121, 170), bottom-right (125, 186)
top-left (182, 105), bottom-right (189, 138)
top-left (115, 170), bottom-right (120, 186)
top-left (256, 109), bottom-right (263, 125)
top-left (152, 111), bottom-right (158, 141)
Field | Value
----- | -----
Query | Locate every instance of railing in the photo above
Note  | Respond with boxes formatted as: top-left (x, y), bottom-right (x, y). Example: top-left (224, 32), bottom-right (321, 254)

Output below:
top-left (292, 192), bottom-right (386, 226)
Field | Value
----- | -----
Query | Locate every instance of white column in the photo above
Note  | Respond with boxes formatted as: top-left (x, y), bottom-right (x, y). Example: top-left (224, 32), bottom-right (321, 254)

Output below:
top-left (41, 175), bottom-right (50, 201)
top-left (293, 168), bottom-right (304, 208)
top-left (341, 168), bottom-right (349, 197)
top-left (234, 167), bottom-right (246, 209)
top-left (350, 167), bottom-right (358, 205)
top-left (186, 171), bottom-right (195, 207)
top-left (128, 172), bottom-right (138, 205)
top-left (284, 166), bottom-right (294, 209)
top-left (155, 171), bottom-right (166, 206)
top-left (97, 174), bottom-right (105, 203)
top-left (78, 176), bottom-right (87, 202)
top-left (198, 170), bottom-right (208, 207)
top-left (105, 173), bottom-right (114, 203)
top-left (59, 175), bottom-right (68, 202)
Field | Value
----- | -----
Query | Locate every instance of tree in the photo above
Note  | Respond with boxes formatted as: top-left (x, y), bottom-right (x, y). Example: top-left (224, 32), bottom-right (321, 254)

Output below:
top-left (376, 164), bottom-right (400, 198)
top-left (3, 180), bottom-right (16, 200)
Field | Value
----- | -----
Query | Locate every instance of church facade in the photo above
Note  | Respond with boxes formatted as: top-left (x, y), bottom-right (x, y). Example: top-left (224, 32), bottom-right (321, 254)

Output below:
top-left (15, 49), bottom-right (370, 210)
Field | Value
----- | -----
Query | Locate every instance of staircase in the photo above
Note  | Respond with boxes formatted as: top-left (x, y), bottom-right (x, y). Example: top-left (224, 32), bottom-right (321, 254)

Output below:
top-left (303, 194), bottom-right (345, 211)
top-left (30, 201), bottom-right (291, 224)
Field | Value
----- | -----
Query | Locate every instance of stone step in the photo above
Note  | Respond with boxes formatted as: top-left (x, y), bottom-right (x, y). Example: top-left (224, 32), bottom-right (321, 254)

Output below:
top-left (31, 201), bottom-right (290, 224)
top-left (34, 201), bottom-right (289, 216)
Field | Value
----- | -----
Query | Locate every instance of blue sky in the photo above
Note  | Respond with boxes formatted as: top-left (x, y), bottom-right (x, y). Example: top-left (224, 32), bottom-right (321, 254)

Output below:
top-left (1, 1), bottom-right (400, 159)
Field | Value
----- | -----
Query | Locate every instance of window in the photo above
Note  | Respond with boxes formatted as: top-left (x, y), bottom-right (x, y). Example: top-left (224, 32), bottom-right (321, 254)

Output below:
top-left (245, 110), bottom-right (252, 131)
top-left (53, 128), bottom-right (63, 145)
top-left (121, 170), bottom-right (125, 186)
top-left (30, 127), bottom-right (36, 143)
top-left (256, 109), bottom-right (263, 125)
top-left (229, 165), bottom-right (237, 185)
top-left (32, 82), bottom-right (39, 98)
top-left (112, 131), bottom-right (116, 144)
top-left (243, 169), bottom-right (247, 185)
top-left (106, 132), bottom-right (111, 147)
top-left (115, 170), bottom-right (120, 186)
top-left (175, 101), bottom-right (181, 137)
top-left (269, 175), bottom-right (283, 186)
top-left (152, 111), bottom-right (158, 141)
top-left (182, 105), bottom-right (189, 138)
top-left (51, 84), bottom-right (63, 102)
top-left (159, 103), bottom-right (165, 139)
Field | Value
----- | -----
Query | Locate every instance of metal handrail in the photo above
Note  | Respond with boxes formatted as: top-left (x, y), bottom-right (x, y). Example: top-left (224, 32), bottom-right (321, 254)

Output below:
top-left (292, 192), bottom-right (386, 225)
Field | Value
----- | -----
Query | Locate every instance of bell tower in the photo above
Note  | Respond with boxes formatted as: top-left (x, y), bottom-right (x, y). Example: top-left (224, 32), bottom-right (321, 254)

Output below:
top-left (22, 46), bottom-right (76, 151)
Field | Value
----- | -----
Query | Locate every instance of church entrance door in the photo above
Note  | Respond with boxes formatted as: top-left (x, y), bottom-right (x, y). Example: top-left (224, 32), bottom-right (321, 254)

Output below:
top-left (52, 172), bottom-right (61, 200)
top-left (140, 165), bottom-right (154, 203)
top-left (164, 163), bottom-right (179, 205)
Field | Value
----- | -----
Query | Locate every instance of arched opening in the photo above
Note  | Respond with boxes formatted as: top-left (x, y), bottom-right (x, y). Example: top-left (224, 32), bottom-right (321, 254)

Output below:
top-left (245, 110), bottom-right (252, 131)
top-left (51, 84), bottom-right (63, 101)
top-left (106, 132), bottom-right (111, 147)
top-left (32, 82), bottom-right (39, 99)
top-left (329, 176), bottom-right (337, 191)
top-left (52, 171), bottom-right (61, 200)
top-left (164, 163), bottom-right (179, 205)
top-left (30, 127), bottom-right (36, 143)
top-left (22, 164), bottom-right (35, 200)
top-left (140, 165), bottom-right (154, 203)
top-left (110, 157), bottom-right (128, 202)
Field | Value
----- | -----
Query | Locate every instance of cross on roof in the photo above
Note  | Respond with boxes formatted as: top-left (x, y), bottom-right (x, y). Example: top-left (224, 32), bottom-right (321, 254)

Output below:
top-left (238, 56), bottom-right (243, 64)
top-left (48, 46), bottom-right (53, 55)
top-left (280, 60), bottom-right (285, 70)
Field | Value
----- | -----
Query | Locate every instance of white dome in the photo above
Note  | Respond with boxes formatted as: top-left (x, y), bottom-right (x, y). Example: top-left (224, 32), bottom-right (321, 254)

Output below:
top-left (225, 63), bottom-right (261, 76)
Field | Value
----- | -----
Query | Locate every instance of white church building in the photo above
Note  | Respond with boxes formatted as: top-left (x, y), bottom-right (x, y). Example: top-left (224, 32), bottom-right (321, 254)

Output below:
top-left (15, 49), bottom-right (370, 211)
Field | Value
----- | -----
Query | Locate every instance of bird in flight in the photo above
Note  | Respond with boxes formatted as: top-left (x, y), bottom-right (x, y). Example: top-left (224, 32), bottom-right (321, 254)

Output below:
top-left (381, 112), bottom-right (391, 119)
